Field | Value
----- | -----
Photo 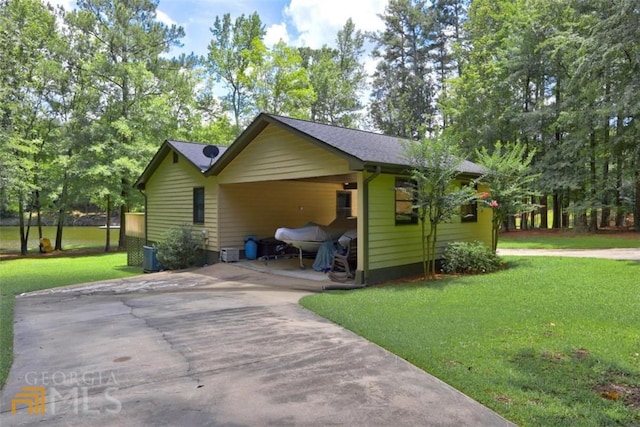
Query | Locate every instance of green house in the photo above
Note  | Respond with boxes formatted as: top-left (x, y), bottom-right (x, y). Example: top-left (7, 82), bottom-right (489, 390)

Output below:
top-left (134, 113), bottom-right (492, 284)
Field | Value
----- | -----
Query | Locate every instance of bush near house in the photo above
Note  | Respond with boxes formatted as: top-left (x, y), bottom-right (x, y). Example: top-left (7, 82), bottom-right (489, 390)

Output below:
top-left (441, 241), bottom-right (502, 274)
top-left (154, 225), bottom-right (203, 270)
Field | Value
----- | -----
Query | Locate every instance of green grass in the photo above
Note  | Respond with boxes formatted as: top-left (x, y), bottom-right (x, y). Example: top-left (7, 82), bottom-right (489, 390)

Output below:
top-left (0, 253), bottom-right (141, 388)
top-left (301, 257), bottom-right (640, 426)
top-left (0, 226), bottom-right (120, 253)
top-left (499, 231), bottom-right (639, 249)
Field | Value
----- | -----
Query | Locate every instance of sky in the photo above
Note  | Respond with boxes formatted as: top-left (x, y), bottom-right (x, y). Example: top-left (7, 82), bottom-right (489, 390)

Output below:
top-left (49, 0), bottom-right (390, 57)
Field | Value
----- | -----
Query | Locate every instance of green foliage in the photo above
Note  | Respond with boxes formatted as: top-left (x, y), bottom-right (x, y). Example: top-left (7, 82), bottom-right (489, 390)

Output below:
top-left (302, 19), bottom-right (367, 127)
top-left (252, 41), bottom-right (316, 118)
top-left (370, 0), bottom-right (437, 139)
top-left (154, 225), bottom-right (203, 270)
top-left (404, 135), bottom-right (477, 279)
top-left (206, 12), bottom-right (266, 132)
top-left (301, 257), bottom-right (640, 426)
top-left (441, 241), bottom-right (501, 274)
top-left (475, 142), bottom-right (539, 251)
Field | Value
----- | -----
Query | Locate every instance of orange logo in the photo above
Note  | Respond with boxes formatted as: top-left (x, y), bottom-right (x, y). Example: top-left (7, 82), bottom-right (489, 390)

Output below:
top-left (11, 386), bottom-right (46, 415)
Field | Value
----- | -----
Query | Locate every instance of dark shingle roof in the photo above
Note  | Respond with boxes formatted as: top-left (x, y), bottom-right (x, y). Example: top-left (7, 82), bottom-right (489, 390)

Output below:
top-left (266, 115), bottom-right (485, 175)
top-left (167, 140), bottom-right (227, 171)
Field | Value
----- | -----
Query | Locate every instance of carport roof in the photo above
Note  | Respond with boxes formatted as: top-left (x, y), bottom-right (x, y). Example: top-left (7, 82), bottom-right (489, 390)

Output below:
top-left (206, 113), bottom-right (485, 176)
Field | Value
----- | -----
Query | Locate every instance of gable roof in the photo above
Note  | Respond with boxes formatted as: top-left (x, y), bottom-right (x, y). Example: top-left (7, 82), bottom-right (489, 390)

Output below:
top-left (134, 140), bottom-right (227, 189)
top-left (206, 113), bottom-right (484, 176)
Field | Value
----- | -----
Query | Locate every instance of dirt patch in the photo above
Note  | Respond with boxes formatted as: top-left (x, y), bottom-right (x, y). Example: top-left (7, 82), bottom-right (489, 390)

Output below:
top-left (594, 383), bottom-right (640, 410)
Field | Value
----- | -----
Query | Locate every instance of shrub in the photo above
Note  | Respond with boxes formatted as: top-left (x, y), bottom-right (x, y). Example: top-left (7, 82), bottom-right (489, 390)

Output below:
top-left (441, 241), bottom-right (501, 274)
top-left (154, 225), bottom-right (203, 270)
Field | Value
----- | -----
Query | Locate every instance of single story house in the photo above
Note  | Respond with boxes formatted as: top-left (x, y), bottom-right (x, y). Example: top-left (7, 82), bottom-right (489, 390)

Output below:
top-left (134, 113), bottom-right (492, 284)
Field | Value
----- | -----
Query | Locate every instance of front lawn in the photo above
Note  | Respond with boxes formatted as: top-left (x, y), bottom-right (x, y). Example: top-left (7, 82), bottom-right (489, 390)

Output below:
top-left (499, 230), bottom-right (639, 249)
top-left (301, 257), bottom-right (640, 426)
top-left (0, 253), bottom-right (140, 388)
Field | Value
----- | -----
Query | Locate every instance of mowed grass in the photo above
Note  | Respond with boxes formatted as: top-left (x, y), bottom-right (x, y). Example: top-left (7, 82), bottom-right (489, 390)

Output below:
top-left (499, 230), bottom-right (639, 249)
top-left (301, 257), bottom-right (640, 426)
top-left (0, 253), bottom-right (141, 388)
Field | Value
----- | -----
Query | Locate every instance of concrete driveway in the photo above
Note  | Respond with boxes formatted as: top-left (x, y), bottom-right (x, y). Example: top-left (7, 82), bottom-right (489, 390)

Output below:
top-left (1, 264), bottom-right (513, 426)
top-left (498, 247), bottom-right (640, 260)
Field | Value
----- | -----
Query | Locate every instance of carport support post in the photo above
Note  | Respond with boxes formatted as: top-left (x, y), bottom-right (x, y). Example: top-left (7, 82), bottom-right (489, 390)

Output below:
top-left (357, 166), bottom-right (381, 285)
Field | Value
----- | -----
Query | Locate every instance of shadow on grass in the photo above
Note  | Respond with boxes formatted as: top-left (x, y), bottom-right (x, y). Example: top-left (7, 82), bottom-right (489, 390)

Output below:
top-left (508, 347), bottom-right (640, 425)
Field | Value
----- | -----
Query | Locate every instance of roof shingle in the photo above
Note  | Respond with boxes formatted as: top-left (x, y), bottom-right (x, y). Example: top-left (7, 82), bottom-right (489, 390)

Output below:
top-left (266, 115), bottom-right (484, 175)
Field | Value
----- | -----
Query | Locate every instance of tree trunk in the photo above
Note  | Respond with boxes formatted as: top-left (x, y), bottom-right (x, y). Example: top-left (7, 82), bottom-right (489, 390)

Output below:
top-left (635, 169), bottom-right (640, 232)
top-left (589, 132), bottom-right (598, 232)
top-left (34, 190), bottom-right (43, 240)
top-left (540, 195), bottom-right (548, 229)
top-left (615, 161), bottom-right (625, 227)
top-left (561, 195), bottom-right (569, 229)
top-left (54, 175), bottom-right (69, 251)
top-left (18, 197), bottom-right (28, 255)
top-left (552, 192), bottom-right (561, 229)
top-left (119, 203), bottom-right (127, 250)
top-left (55, 216), bottom-right (64, 252)
top-left (105, 195), bottom-right (111, 252)
top-left (118, 177), bottom-right (128, 250)
top-left (600, 158), bottom-right (611, 228)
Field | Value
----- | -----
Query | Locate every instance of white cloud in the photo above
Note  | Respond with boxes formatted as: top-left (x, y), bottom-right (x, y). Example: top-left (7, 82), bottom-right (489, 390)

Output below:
top-left (45, 0), bottom-right (75, 11)
top-left (156, 9), bottom-right (178, 27)
top-left (283, 0), bottom-right (388, 48)
top-left (265, 23), bottom-right (290, 46)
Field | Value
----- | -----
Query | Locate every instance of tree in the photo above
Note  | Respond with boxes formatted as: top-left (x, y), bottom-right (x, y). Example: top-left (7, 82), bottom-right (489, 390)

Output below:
top-left (475, 143), bottom-right (538, 252)
top-left (404, 135), bottom-right (476, 279)
top-left (370, 0), bottom-right (436, 139)
top-left (428, 0), bottom-right (469, 128)
top-left (66, 0), bottom-right (185, 249)
top-left (0, 0), bottom-right (61, 254)
top-left (252, 41), bottom-right (315, 118)
top-left (302, 19), bottom-right (367, 127)
top-left (206, 12), bottom-right (266, 133)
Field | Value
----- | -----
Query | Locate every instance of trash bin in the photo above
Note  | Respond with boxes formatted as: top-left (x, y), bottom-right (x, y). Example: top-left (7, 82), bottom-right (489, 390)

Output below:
top-left (245, 235), bottom-right (258, 260)
top-left (143, 246), bottom-right (162, 272)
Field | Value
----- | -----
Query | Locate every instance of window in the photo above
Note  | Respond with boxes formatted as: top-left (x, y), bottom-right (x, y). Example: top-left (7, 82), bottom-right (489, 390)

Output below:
top-left (461, 182), bottom-right (478, 223)
top-left (395, 178), bottom-right (418, 225)
top-left (193, 187), bottom-right (205, 224)
top-left (336, 191), bottom-right (352, 218)
top-left (172, 151), bottom-right (179, 163)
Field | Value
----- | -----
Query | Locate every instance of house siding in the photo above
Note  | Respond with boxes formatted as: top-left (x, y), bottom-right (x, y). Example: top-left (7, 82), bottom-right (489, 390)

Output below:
top-left (218, 181), bottom-right (349, 248)
top-left (145, 151), bottom-right (218, 252)
top-left (367, 174), bottom-right (492, 271)
top-left (217, 124), bottom-right (351, 184)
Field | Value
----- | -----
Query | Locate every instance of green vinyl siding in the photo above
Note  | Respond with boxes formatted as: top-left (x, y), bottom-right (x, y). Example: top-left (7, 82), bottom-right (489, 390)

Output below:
top-left (367, 175), bottom-right (492, 271)
top-left (145, 152), bottom-right (219, 252)
top-left (218, 124), bottom-right (351, 184)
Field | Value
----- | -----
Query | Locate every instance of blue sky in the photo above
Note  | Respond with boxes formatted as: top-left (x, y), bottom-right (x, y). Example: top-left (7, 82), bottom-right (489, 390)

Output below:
top-left (51, 0), bottom-right (389, 58)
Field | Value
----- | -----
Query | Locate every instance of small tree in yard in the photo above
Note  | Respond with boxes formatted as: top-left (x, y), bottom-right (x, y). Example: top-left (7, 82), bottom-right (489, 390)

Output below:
top-left (404, 136), bottom-right (477, 280)
top-left (475, 142), bottom-right (539, 252)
